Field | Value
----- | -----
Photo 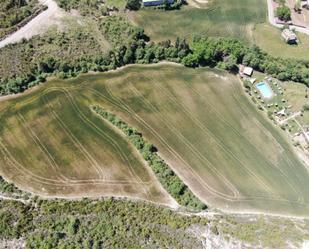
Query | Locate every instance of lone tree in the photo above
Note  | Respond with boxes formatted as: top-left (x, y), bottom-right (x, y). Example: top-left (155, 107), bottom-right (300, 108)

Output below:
top-left (276, 6), bottom-right (291, 21)
top-left (126, 0), bottom-right (141, 10)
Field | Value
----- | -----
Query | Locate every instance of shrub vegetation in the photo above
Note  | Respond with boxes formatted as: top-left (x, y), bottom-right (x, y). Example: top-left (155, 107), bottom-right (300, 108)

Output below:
top-left (0, 0), bottom-right (39, 38)
top-left (0, 198), bottom-right (207, 248)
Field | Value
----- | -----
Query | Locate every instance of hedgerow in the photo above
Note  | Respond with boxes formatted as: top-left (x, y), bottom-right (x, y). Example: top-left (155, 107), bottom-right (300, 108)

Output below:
top-left (92, 105), bottom-right (207, 211)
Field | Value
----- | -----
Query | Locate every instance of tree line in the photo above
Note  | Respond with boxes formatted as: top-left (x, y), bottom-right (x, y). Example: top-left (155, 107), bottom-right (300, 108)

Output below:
top-left (0, 16), bottom-right (308, 95)
top-left (92, 105), bottom-right (207, 211)
top-left (182, 36), bottom-right (309, 86)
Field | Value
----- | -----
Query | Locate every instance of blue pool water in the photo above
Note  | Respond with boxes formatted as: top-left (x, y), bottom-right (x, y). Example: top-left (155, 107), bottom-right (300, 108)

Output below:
top-left (256, 82), bottom-right (273, 99)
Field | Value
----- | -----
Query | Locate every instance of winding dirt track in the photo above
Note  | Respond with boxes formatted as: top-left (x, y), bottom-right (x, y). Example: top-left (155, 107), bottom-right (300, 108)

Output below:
top-left (0, 0), bottom-right (64, 49)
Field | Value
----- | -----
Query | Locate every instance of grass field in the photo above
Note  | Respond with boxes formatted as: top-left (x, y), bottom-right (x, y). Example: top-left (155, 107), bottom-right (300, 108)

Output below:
top-left (1, 64), bottom-right (308, 216)
top-left (283, 81), bottom-right (309, 113)
top-left (0, 82), bottom-right (174, 206)
top-left (128, 0), bottom-right (266, 43)
top-left (253, 23), bottom-right (309, 60)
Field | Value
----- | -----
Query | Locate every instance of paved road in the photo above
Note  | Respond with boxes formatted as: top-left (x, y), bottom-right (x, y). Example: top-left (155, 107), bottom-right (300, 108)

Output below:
top-left (266, 0), bottom-right (309, 35)
top-left (0, 0), bottom-right (64, 49)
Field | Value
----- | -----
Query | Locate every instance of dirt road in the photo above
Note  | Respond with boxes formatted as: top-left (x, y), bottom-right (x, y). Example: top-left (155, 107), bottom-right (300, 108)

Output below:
top-left (0, 0), bottom-right (64, 49)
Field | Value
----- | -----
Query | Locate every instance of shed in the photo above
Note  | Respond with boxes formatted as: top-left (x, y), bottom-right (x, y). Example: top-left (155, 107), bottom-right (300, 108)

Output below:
top-left (281, 29), bottom-right (298, 44)
top-left (243, 66), bottom-right (253, 77)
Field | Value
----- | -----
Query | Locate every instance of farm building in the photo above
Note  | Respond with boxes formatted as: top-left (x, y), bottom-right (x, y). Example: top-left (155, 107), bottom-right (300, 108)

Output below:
top-left (243, 66), bottom-right (253, 76)
top-left (143, 0), bottom-right (175, 6)
top-left (281, 29), bottom-right (298, 44)
top-left (239, 65), bottom-right (253, 77)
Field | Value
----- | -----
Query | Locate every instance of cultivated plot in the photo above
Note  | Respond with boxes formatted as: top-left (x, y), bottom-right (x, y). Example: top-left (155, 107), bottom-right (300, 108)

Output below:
top-left (1, 64), bottom-right (308, 216)
top-left (83, 64), bottom-right (309, 217)
top-left (0, 84), bottom-right (175, 206)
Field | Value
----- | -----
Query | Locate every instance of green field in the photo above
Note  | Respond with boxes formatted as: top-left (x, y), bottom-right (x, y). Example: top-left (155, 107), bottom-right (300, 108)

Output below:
top-left (1, 64), bottom-right (308, 216)
top-left (0, 82), bottom-right (174, 205)
top-left (128, 0), bottom-right (266, 43)
top-left (128, 0), bottom-right (309, 61)
top-left (253, 23), bottom-right (309, 60)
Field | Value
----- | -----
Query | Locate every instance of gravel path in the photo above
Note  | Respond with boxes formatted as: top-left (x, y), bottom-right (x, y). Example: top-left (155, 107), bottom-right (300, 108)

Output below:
top-left (0, 0), bottom-right (65, 49)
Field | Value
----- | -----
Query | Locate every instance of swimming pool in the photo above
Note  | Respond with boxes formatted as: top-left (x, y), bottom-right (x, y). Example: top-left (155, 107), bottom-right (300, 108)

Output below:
top-left (256, 82), bottom-right (273, 99)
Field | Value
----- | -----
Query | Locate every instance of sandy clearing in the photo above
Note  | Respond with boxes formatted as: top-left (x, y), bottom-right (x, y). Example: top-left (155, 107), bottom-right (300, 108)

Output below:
top-left (0, 0), bottom-right (65, 49)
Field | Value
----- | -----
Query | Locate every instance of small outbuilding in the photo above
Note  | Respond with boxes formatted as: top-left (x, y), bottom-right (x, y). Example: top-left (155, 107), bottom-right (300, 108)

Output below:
top-left (281, 29), bottom-right (298, 44)
top-left (239, 65), bottom-right (253, 77)
top-left (243, 66), bottom-right (253, 77)
top-left (142, 0), bottom-right (175, 6)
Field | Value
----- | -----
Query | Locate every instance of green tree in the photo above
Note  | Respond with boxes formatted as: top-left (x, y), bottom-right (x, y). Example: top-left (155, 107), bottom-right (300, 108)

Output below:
top-left (276, 6), bottom-right (291, 21)
top-left (126, 0), bottom-right (141, 10)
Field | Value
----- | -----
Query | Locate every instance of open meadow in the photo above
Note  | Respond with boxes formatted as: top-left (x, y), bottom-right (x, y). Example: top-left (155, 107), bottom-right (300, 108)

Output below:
top-left (253, 23), bottom-right (309, 60)
top-left (0, 64), bottom-right (308, 216)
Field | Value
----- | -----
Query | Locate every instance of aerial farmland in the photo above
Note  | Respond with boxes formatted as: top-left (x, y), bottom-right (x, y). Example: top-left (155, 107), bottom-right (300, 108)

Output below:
top-left (0, 0), bottom-right (308, 247)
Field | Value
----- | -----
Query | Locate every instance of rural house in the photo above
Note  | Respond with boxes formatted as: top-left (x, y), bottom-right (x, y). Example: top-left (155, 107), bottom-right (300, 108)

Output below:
top-left (281, 29), bottom-right (298, 44)
top-left (142, 0), bottom-right (175, 6)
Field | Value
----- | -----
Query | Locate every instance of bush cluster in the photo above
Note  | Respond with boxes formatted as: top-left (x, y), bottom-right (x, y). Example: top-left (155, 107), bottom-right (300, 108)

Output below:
top-left (0, 197), bottom-right (207, 248)
top-left (0, 0), bottom-right (38, 30)
top-left (0, 176), bottom-right (22, 196)
top-left (92, 105), bottom-right (207, 211)
top-left (276, 6), bottom-right (291, 21)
